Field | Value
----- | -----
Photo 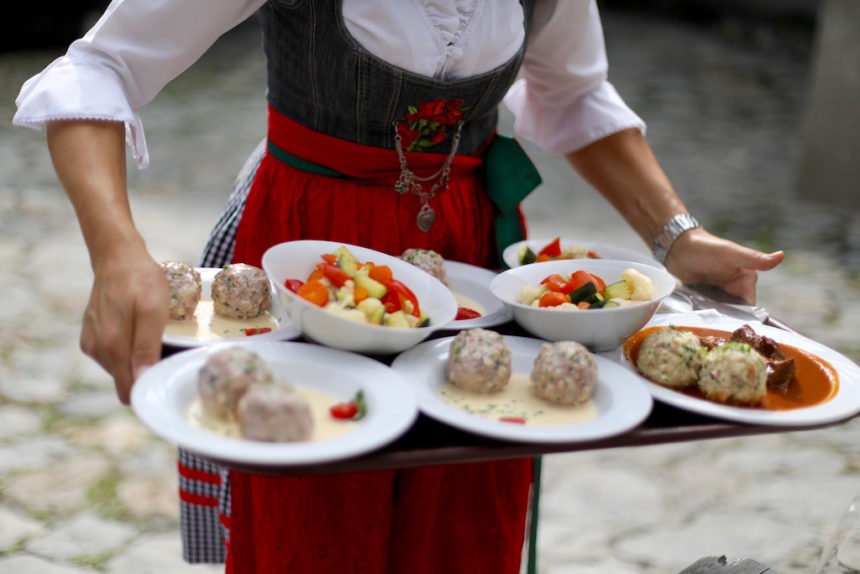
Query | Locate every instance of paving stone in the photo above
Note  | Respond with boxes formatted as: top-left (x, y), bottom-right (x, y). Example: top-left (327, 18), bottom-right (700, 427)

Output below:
top-left (616, 510), bottom-right (817, 573)
top-left (544, 558), bottom-right (643, 574)
top-left (118, 474), bottom-right (179, 520)
top-left (26, 513), bottom-right (135, 561)
top-left (0, 554), bottom-right (97, 574)
top-left (6, 453), bottom-right (110, 515)
top-left (0, 437), bottom-right (74, 475)
top-left (0, 507), bottom-right (46, 552)
top-left (0, 375), bottom-right (67, 404)
top-left (58, 391), bottom-right (124, 419)
top-left (0, 405), bottom-right (43, 440)
top-left (71, 355), bottom-right (115, 391)
top-left (71, 414), bottom-right (150, 456)
top-left (117, 443), bottom-right (177, 478)
top-left (104, 532), bottom-right (224, 574)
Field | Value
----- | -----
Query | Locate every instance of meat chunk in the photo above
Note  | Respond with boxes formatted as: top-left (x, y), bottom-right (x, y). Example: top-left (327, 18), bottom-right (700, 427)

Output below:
top-left (730, 324), bottom-right (796, 391)
top-left (162, 261), bottom-right (202, 320)
top-left (211, 263), bottom-right (272, 319)
top-left (446, 328), bottom-right (511, 393)
top-left (530, 341), bottom-right (598, 405)
top-left (237, 382), bottom-right (314, 442)
top-left (198, 346), bottom-right (273, 420)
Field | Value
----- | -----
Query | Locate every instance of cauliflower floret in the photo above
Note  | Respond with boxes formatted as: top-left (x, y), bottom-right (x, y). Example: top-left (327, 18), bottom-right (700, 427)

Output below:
top-left (561, 244), bottom-right (589, 259)
top-left (323, 303), bottom-right (367, 323)
top-left (519, 284), bottom-right (544, 306)
top-left (621, 268), bottom-right (655, 301)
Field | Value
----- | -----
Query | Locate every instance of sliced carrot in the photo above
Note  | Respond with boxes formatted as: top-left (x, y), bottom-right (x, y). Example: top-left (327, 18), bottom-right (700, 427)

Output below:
top-left (536, 253), bottom-right (551, 263)
top-left (577, 301), bottom-right (591, 310)
top-left (539, 291), bottom-right (568, 308)
top-left (297, 279), bottom-right (329, 307)
top-left (368, 264), bottom-right (393, 283)
top-left (353, 286), bottom-right (368, 304)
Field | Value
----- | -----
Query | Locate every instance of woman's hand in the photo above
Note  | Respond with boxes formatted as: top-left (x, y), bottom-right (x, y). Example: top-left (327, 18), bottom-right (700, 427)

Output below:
top-left (81, 245), bottom-right (169, 404)
top-left (664, 228), bottom-right (784, 304)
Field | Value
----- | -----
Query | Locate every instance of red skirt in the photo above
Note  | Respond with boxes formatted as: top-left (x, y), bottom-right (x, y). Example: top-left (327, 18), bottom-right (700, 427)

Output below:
top-left (228, 107), bottom-right (532, 574)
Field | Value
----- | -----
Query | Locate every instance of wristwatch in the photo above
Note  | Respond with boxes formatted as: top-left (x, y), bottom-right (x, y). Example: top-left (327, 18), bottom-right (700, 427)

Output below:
top-left (652, 213), bottom-right (700, 263)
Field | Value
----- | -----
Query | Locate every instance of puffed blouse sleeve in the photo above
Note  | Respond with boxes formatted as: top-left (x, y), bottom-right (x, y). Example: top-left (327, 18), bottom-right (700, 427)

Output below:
top-left (13, 0), bottom-right (265, 169)
top-left (504, 0), bottom-right (646, 155)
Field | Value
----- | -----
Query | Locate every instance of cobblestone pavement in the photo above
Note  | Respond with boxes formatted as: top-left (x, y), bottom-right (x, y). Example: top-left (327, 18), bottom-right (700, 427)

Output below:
top-left (1, 10), bottom-right (858, 574)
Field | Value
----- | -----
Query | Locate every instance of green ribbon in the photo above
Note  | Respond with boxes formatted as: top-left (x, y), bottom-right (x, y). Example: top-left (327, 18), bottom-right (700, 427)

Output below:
top-left (483, 134), bottom-right (543, 264)
top-left (267, 139), bottom-right (344, 178)
top-left (266, 135), bottom-right (542, 262)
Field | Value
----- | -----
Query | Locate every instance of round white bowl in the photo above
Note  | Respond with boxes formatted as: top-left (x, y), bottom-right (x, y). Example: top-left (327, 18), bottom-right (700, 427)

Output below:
top-left (489, 259), bottom-right (676, 351)
top-left (502, 238), bottom-right (665, 270)
top-left (262, 240), bottom-right (457, 354)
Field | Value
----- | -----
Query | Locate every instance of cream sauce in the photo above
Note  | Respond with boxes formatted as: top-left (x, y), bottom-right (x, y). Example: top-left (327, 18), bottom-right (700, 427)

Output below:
top-left (187, 385), bottom-right (359, 442)
top-left (453, 292), bottom-right (485, 315)
top-left (440, 372), bottom-right (597, 426)
top-left (165, 300), bottom-right (280, 340)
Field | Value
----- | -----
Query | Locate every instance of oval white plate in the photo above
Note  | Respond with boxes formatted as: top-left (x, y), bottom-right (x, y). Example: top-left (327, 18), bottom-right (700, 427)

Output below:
top-left (162, 268), bottom-right (300, 348)
top-left (605, 312), bottom-right (860, 426)
top-left (503, 238), bottom-right (664, 270)
top-left (391, 335), bottom-right (653, 443)
top-left (132, 341), bottom-right (418, 467)
top-left (445, 260), bottom-right (512, 329)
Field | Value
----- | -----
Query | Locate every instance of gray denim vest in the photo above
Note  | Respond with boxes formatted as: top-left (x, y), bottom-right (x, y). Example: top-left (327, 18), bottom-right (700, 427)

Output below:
top-left (261, 0), bottom-right (536, 155)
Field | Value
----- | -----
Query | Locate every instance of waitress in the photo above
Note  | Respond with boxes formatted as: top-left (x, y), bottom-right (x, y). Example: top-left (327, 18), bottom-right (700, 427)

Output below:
top-left (15, 1), bottom-right (784, 572)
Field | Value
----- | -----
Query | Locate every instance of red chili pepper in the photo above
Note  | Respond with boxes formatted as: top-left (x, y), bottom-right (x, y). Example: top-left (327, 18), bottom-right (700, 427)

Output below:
top-left (499, 416), bottom-right (526, 424)
top-left (243, 327), bottom-right (273, 336)
top-left (455, 307), bottom-right (482, 320)
top-left (322, 263), bottom-right (351, 288)
top-left (284, 279), bottom-right (304, 293)
top-left (383, 279), bottom-right (421, 317)
top-left (537, 237), bottom-right (562, 258)
top-left (330, 401), bottom-right (358, 419)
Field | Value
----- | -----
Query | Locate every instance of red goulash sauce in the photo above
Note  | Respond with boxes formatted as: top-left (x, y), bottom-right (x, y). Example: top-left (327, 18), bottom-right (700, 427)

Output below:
top-left (624, 326), bottom-right (839, 410)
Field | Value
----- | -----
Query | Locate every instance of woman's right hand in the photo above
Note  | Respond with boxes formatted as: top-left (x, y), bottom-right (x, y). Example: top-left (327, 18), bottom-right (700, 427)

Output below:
top-left (82, 243), bottom-right (169, 404)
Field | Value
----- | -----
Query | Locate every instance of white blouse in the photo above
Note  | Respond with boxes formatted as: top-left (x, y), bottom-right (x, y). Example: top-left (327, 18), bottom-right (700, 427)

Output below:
top-left (13, 0), bottom-right (644, 169)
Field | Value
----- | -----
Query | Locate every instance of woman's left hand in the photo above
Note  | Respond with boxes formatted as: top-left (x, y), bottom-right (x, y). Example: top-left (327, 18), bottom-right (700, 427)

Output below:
top-left (664, 228), bottom-right (785, 304)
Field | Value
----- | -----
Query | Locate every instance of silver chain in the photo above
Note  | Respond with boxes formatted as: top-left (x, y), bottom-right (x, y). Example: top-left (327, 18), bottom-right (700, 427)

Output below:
top-left (393, 121), bottom-right (464, 232)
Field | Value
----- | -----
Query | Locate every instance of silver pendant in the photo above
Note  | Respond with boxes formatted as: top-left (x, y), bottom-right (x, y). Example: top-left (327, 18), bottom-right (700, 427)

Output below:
top-left (417, 203), bottom-right (435, 232)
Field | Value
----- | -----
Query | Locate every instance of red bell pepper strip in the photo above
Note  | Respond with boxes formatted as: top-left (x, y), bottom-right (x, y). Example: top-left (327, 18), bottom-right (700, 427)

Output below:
top-left (322, 263), bottom-right (350, 288)
top-left (243, 327), bottom-right (273, 336)
top-left (384, 279), bottom-right (421, 317)
top-left (284, 279), bottom-right (304, 294)
top-left (381, 290), bottom-right (401, 314)
top-left (330, 402), bottom-right (358, 419)
top-left (537, 237), bottom-right (562, 258)
top-left (321, 253), bottom-right (338, 265)
top-left (540, 274), bottom-right (568, 293)
top-left (455, 307), bottom-right (482, 320)
top-left (499, 416), bottom-right (526, 424)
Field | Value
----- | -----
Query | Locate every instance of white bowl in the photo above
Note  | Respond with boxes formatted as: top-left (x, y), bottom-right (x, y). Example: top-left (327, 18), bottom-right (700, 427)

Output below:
top-left (502, 238), bottom-right (664, 270)
top-left (262, 240), bottom-right (457, 354)
top-left (489, 259), bottom-right (676, 351)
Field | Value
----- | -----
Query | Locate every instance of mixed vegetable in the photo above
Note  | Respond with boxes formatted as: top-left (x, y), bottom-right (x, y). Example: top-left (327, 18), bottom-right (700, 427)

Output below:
top-left (519, 267), bottom-right (655, 310)
top-left (285, 246), bottom-right (430, 328)
top-left (329, 390), bottom-right (367, 421)
top-left (518, 237), bottom-right (600, 265)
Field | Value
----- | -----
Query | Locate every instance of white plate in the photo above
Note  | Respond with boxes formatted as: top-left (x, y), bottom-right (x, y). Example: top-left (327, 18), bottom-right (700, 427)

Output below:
top-left (502, 238), bottom-right (664, 270)
top-left (605, 312), bottom-right (860, 426)
top-left (444, 260), bottom-right (512, 329)
top-left (162, 268), bottom-right (300, 348)
top-left (132, 341), bottom-right (418, 467)
top-left (391, 335), bottom-right (653, 443)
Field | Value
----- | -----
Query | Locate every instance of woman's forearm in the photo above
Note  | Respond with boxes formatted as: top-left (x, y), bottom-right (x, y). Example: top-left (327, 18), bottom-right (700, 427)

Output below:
top-left (565, 127), bottom-right (686, 248)
top-left (46, 120), bottom-right (145, 266)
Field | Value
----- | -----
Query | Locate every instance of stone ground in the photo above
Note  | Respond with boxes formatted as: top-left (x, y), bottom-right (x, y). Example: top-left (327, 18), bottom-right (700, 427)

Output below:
top-left (1, 9), bottom-right (859, 574)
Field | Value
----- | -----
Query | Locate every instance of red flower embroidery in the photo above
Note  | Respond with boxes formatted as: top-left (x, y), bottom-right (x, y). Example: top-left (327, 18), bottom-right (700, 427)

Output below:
top-left (397, 98), bottom-right (467, 152)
